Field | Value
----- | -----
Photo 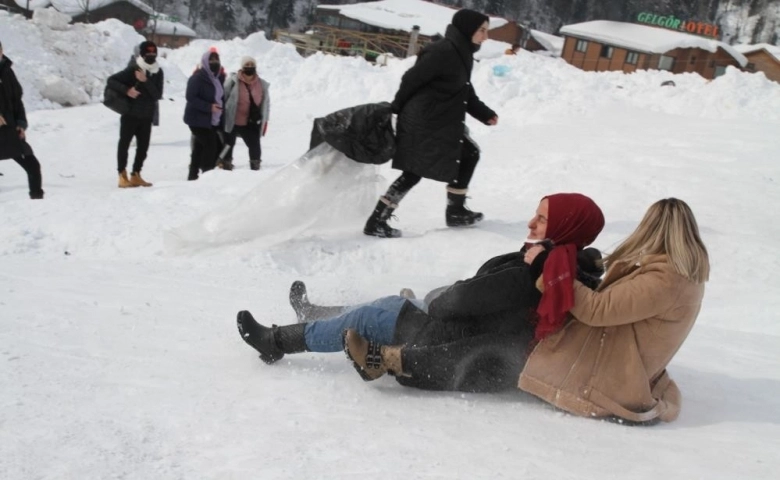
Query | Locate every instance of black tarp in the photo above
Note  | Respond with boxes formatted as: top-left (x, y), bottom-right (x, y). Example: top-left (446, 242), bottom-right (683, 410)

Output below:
top-left (309, 102), bottom-right (395, 165)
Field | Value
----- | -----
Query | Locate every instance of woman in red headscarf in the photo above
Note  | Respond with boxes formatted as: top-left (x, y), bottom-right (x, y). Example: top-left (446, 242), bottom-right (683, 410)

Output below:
top-left (236, 193), bottom-right (606, 391)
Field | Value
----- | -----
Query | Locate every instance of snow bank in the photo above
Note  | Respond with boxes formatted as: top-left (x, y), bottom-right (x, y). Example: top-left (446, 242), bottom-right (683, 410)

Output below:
top-left (0, 10), bottom-right (143, 109)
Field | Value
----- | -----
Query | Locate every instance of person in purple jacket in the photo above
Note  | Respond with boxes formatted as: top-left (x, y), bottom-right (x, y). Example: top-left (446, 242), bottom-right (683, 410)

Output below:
top-left (183, 48), bottom-right (225, 181)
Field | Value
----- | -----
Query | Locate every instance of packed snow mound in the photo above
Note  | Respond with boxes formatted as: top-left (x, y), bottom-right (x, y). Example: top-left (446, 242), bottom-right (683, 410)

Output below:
top-left (0, 10), bottom-right (143, 109)
top-left (165, 144), bottom-right (381, 252)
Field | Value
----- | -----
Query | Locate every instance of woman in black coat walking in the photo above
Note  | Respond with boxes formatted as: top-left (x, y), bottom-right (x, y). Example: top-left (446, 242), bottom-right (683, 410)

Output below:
top-left (0, 40), bottom-right (44, 199)
top-left (183, 49), bottom-right (225, 181)
top-left (364, 9), bottom-right (498, 238)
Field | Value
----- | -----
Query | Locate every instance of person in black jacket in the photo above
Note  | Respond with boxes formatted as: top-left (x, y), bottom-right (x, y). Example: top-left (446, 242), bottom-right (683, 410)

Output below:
top-left (363, 9), bottom-right (498, 238)
top-left (235, 194), bottom-right (605, 390)
top-left (183, 49), bottom-right (225, 181)
top-left (0, 40), bottom-right (44, 199)
top-left (106, 41), bottom-right (163, 188)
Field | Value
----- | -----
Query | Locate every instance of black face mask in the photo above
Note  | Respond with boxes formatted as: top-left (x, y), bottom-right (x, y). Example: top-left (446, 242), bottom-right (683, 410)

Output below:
top-left (144, 55), bottom-right (157, 65)
top-left (242, 67), bottom-right (256, 76)
top-left (209, 62), bottom-right (220, 74)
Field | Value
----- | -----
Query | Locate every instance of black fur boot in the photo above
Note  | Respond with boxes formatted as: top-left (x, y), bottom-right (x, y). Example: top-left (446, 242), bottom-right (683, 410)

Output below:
top-left (363, 198), bottom-right (401, 238)
top-left (236, 311), bottom-right (308, 364)
top-left (446, 191), bottom-right (484, 227)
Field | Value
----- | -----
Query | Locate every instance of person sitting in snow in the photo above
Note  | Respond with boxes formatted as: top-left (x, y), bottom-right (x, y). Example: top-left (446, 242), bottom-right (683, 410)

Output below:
top-left (218, 56), bottom-right (270, 171)
top-left (106, 40), bottom-right (163, 188)
top-left (236, 193), bottom-right (605, 392)
top-left (343, 198), bottom-right (709, 425)
top-left (184, 48), bottom-right (225, 181)
top-left (0, 40), bottom-right (44, 200)
top-left (363, 9), bottom-right (499, 238)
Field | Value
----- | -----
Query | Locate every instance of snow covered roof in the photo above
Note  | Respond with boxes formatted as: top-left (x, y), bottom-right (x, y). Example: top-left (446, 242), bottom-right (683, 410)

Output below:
top-left (317, 0), bottom-right (507, 37)
top-left (49, 0), bottom-right (153, 17)
top-left (560, 20), bottom-right (748, 67)
top-left (734, 43), bottom-right (780, 63)
top-left (145, 19), bottom-right (196, 37)
top-left (530, 30), bottom-right (563, 55)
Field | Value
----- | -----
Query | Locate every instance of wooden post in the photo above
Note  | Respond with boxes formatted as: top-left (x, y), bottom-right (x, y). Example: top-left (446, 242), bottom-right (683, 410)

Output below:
top-left (406, 25), bottom-right (420, 58)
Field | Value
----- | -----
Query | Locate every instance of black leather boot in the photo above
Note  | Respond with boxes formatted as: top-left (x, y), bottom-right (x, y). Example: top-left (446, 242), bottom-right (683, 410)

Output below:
top-left (446, 192), bottom-right (484, 227)
top-left (363, 198), bottom-right (401, 238)
top-left (236, 311), bottom-right (308, 364)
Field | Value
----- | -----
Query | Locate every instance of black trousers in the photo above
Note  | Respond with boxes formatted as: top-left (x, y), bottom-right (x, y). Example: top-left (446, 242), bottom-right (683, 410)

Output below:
top-left (384, 136), bottom-right (480, 204)
top-left (224, 124), bottom-right (261, 162)
top-left (189, 126), bottom-right (219, 179)
top-left (12, 141), bottom-right (43, 196)
top-left (117, 115), bottom-right (153, 173)
top-left (396, 333), bottom-right (532, 393)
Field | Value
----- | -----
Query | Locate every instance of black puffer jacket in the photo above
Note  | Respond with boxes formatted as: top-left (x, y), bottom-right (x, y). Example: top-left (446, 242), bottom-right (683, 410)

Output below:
top-left (391, 24), bottom-right (496, 183)
top-left (106, 62), bottom-right (163, 120)
top-left (392, 248), bottom-right (604, 347)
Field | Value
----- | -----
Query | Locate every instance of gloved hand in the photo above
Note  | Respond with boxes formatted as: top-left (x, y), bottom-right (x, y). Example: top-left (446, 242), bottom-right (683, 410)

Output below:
top-left (262, 122), bottom-right (268, 137)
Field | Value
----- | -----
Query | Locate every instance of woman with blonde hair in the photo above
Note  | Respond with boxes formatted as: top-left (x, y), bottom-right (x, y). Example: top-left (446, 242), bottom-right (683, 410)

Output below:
top-left (345, 198), bottom-right (708, 424)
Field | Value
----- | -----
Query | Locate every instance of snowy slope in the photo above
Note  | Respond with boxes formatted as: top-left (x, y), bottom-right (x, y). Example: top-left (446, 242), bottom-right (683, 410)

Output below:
top-left (1, 14), bottom-right (780, 480)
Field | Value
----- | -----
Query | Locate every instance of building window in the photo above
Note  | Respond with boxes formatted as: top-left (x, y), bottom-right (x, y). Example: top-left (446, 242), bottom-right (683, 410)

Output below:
top-left (746, 62), bottom-right (756, 71)
top-left (625, 51), bottom-right (639, 65)
top-left (658, 55), bottom-right (675, 71)
top-left (600, 45), bottom-right (613, 58)
top-left (689, 56), bottom-right (696, 65)
top-left (575, 39), bottom-right (588, 53)
top-left (714, 65), bottom-right (727, 77)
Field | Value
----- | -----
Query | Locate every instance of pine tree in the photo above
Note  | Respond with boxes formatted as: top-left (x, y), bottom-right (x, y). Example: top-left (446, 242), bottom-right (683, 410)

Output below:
top-left (267, 0), bottom-right (296, 32)
top-left (215, 0), bottom-right (239, 36)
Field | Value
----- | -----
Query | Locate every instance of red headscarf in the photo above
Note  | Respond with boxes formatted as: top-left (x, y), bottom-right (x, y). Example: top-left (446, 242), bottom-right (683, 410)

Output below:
top-left (534, 193), bottom-right (605, 341)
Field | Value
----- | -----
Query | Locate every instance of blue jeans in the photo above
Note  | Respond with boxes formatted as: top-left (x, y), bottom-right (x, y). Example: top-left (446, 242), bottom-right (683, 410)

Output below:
top-left (303, 295), bottom-right (425, 352)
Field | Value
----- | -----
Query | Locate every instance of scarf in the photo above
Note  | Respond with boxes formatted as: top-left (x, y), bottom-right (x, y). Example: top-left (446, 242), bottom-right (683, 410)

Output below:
top-left (201, 51), bottom-right (224, 126)
top-left (135, 56), bottom-right (160, 74)
top-left (534, 193), bottom-right (605, 341)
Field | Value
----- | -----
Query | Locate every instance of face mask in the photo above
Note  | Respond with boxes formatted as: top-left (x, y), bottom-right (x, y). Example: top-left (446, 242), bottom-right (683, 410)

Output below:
top-left (209, 62), bottom-right (220, 74)
top-left (144, 55), bottom-right (157, 65)
top-left (242, 67), bottom-right (256, 76)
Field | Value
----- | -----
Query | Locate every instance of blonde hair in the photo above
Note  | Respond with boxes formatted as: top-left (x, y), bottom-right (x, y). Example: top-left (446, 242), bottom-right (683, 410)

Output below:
top-left (605, 198), bottom-right (710, 283)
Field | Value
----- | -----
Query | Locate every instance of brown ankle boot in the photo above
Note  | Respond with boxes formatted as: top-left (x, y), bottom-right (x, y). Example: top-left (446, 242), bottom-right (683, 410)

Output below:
top-left (130, 171), bottom-right (153, 187)
top-left (118, 170), bottom-right (135, 188)
top-left (343, 329), bottom-right (404, 381)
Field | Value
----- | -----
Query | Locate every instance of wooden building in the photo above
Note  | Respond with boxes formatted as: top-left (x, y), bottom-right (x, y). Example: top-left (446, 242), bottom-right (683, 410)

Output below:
top-left (559, 20), bottom-right (747, 80)
top-left (144, 18), bottom-right (197, 48)
top-left (735, 44), bottom-right (780, 83)
top-left (309, 0), bottom-right (509, 58)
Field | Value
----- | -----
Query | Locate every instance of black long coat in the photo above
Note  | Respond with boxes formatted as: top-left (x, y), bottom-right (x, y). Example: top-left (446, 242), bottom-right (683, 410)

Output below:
top-left (0, 56), bottom-right (27, 160)
top-left (106, 63), bottom-right (164, 121)
top-left (392, 248), bottom-right (605, 348)
top-left (391, 24), bottom-right (496, 183)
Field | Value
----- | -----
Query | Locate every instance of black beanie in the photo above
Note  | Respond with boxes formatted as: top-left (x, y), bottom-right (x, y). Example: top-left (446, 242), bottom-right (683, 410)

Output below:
top-left (452, 9), bottom-right (490, 39)
top-left (139, 40), bottom-right (157, 56)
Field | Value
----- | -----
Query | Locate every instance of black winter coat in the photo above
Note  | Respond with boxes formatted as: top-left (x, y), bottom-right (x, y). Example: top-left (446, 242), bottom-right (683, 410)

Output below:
top-left (392, 248), bottom-right (604, 348)
top-left (391, 24), bottom-right (496, 183)
top-left (0, 56), bottom-right (27, 160)
top-left (106, 63), bottom-right (164, 121)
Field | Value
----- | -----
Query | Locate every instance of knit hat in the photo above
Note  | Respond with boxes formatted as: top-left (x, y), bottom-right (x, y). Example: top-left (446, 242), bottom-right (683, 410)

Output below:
top-left (451, 9), bottom-right (490, 39)
top-left (139, 40), bottom-right (157, 56)
top-left (241, 56), bottom-right (256, 68)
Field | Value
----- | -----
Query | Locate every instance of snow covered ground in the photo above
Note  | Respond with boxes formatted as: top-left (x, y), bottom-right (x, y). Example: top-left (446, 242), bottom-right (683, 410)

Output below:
top-left (2, 12), bottom-right (780, 480)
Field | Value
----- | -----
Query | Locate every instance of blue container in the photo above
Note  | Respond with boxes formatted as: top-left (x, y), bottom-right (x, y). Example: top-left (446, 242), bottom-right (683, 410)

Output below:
top-left (492, 65), bottom-right (511, 77)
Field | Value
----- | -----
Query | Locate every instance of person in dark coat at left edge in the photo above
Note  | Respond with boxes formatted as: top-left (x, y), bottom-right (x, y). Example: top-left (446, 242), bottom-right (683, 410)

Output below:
top-left (0, 40), bottom-right (44, 199)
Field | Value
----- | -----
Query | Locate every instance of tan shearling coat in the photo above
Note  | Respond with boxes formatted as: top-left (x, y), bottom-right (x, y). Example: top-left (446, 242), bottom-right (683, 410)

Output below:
top-left (518, 254), bottom-right (705, 423)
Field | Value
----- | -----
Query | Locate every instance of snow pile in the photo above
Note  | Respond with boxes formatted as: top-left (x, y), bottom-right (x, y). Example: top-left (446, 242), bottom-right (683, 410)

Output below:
top-left (0, 10), bottom-right (144, 108)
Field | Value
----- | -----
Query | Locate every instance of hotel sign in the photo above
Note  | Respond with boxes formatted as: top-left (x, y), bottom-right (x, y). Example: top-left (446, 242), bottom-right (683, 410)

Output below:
top-left (636, 12), bottom-right (720, 39)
